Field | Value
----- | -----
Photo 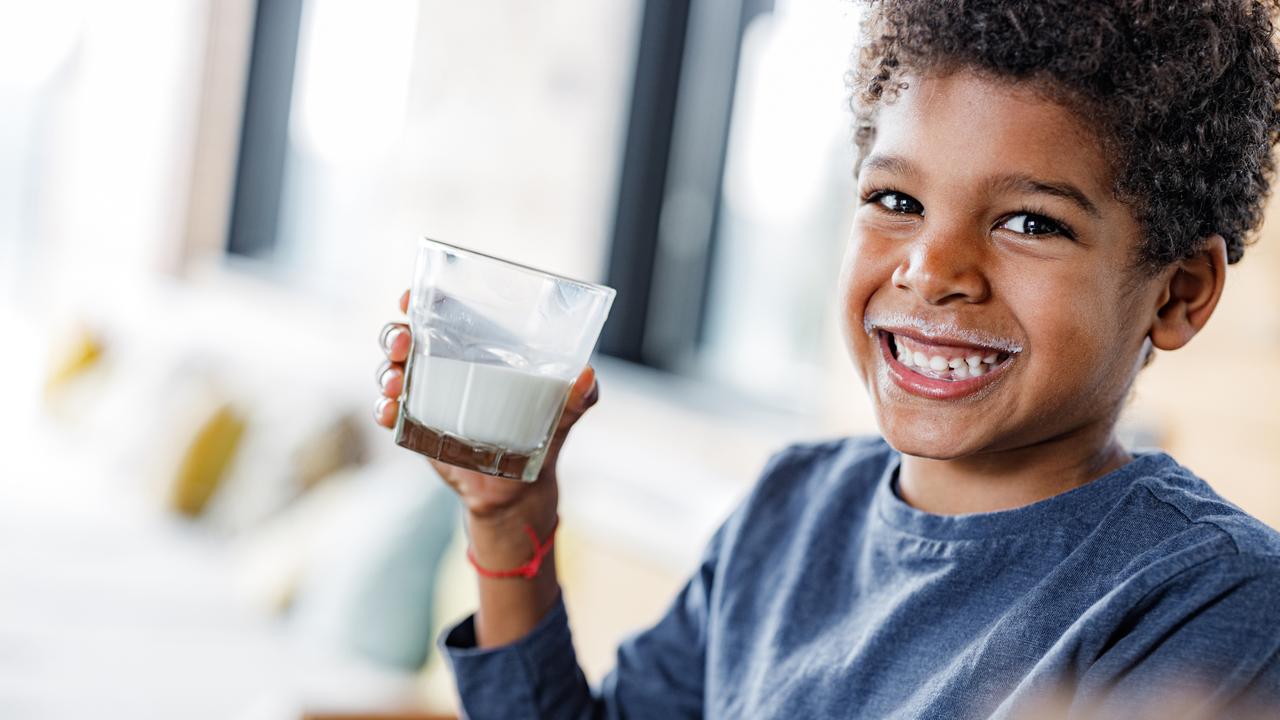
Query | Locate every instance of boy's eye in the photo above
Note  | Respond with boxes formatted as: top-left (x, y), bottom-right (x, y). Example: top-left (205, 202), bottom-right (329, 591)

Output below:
top-left (871, 191), bottom-right (924, 215)
top-left (1000, 213), bottom-right (1066, 237)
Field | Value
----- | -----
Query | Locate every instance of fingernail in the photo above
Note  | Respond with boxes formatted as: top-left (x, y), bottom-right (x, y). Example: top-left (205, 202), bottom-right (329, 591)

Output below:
top-left (379, 366), bottom-right (398, 391)
top-left (382, 327), bottom-right (403, 352)
top-left (373, 397), bottom-right (388, 424)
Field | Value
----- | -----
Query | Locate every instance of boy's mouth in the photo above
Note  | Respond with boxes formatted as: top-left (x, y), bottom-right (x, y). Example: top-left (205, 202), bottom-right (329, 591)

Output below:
top-left (884, 331), bottom-right (1013, 381)
top-left (875, 328), bottom-right (1020, 399)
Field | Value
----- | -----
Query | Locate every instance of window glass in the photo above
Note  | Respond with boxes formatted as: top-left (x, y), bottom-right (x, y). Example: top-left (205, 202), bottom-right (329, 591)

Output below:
top-left (269, 0), bottom-right (642, 302)
top-left (0, 2), bottom-right (84, 301)
top-left (699, 0), bottom-right (862, 411)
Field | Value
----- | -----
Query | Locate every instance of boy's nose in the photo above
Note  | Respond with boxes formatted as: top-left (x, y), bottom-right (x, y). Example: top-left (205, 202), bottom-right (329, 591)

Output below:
top-left (891, 231), bottom-right (991, 306)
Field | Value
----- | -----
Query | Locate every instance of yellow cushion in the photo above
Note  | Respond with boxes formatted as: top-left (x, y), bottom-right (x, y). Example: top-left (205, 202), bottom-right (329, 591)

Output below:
top-left (169, 403), bottom-right (246, 517)
top-left (43, 326), bottom-right (103, 398)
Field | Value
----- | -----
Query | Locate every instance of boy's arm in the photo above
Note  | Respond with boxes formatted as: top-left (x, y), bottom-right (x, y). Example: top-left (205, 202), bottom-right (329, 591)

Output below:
top-left (1078, 553), bottom-right (1280, 715)
top-left (440, 517), bottom-right (731, 720)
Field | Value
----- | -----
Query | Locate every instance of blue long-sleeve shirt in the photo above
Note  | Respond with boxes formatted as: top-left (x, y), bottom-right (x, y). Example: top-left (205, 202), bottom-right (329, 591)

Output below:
top-left (441, 437), bottom-right (1280, 718)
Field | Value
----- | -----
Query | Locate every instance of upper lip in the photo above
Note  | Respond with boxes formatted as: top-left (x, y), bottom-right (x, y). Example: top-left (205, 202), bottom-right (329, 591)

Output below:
top-left (868, 317), bottom-right (1023, 355)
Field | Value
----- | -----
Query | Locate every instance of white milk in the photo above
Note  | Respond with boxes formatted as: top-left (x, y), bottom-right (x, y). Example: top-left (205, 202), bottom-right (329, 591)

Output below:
top-left (405, 354), bottom-right (573, 452)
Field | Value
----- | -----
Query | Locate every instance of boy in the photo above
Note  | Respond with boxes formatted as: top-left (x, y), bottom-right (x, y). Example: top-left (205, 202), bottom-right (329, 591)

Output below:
top-left (374, 0), bottom-right (1280, 716)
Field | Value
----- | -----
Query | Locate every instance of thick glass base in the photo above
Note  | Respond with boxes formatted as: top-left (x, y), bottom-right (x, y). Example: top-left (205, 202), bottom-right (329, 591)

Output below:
top-left (395, 412), bottom-right (548, 482)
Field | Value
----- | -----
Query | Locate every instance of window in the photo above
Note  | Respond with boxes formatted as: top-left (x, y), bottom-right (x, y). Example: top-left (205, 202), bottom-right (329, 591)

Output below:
top-left (699, 1), bottom-right (861, 410)
top-left (226, 0), bottom-right (862, 413)
top-left (229, 0), bottom-right (644, 305)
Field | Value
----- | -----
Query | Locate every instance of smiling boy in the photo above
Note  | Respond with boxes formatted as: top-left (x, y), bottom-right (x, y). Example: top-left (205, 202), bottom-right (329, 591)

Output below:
top-left (849, 74), bottom-right (1182, 516)
top-left (374, 1), bottom-right (1280, 717)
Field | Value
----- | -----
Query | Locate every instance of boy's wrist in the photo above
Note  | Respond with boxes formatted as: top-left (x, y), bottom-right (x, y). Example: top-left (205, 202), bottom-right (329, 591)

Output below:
top-left (466, 490), bottom-right (559, 571)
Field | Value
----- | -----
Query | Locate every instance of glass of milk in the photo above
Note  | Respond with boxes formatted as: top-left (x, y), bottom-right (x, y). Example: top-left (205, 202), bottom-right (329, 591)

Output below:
top-left (394, 238), bottom-right (615, 481)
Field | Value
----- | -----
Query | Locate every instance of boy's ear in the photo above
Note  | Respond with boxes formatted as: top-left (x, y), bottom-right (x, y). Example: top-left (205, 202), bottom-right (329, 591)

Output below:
top-left (1148, 234), bottom-right (1228, 352)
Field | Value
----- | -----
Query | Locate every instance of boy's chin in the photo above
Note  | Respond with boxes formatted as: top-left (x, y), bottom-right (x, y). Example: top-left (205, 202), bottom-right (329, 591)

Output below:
top-left (876, 416), bottom-right (992, 461)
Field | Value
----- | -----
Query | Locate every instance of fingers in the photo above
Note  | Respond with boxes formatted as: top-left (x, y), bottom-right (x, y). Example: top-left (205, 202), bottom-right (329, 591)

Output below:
top-left (374, 298), bottom-right (410, 430)
top-left (376, 360), bottom-right (404, 399)
top-left (373, 396), bottom-right (400, 428)
top-left (380, 322), bottom-right (411, 362)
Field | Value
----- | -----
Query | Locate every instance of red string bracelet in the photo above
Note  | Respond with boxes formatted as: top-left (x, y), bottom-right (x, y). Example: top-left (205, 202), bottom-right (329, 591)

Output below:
top-left (466, 516), bottom-right (559, 580)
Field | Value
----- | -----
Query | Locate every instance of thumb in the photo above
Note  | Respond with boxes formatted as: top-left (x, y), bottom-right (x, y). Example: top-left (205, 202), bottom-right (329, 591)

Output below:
top-left (568, 365), bottom-right (598, 413)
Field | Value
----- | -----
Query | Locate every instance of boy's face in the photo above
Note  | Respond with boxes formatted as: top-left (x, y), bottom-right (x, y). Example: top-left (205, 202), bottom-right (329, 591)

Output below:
top-left (842, 72), bottom-right (1160, 460)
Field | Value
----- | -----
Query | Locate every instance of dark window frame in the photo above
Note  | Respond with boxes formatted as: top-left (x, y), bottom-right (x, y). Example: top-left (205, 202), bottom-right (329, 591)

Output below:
top-left (226, 0), bottom-right (304, 259)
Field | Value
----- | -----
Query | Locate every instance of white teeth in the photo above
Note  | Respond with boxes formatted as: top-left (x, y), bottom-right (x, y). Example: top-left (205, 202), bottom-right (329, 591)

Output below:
top-left (891, 332), bottom-right (1012, 380)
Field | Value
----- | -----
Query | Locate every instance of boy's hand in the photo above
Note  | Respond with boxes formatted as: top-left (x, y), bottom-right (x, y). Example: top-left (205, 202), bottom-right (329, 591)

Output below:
top-left (374, 289), bottom-right (599, 524)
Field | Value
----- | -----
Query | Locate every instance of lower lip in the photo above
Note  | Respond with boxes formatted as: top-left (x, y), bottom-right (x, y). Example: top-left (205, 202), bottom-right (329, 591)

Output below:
top-left (878, 331), bottom-right (1014, 400)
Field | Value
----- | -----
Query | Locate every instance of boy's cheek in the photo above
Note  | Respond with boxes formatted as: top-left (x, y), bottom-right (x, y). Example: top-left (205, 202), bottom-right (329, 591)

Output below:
top-left (837, 259), bottom-right (872, 337)
top-left (840, 302), bottom-right (875, 381)
top-left (838, 231), bottom-right (898, 333)
top-left (837, 280), bottom-right (885, 387)
top-left (1014, 277), bottom-right (1119, 366)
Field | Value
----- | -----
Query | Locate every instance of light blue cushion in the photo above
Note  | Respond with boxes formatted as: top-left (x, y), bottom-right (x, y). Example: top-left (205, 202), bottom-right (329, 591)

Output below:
top-left (288, 459), bottom-right (458, 670)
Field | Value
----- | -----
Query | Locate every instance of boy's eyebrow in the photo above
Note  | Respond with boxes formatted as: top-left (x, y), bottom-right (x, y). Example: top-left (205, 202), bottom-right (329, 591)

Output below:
top-left (860, 154), bottom-right (1102, 219)
top-left (991, 173), bottom-right (1102, 219)
top-left (860, 154), bottom-right (920, 179)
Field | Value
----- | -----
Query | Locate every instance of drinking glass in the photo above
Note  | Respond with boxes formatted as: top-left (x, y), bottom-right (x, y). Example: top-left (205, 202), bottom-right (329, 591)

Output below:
top-left (395, 238), bottom-right (615, 481)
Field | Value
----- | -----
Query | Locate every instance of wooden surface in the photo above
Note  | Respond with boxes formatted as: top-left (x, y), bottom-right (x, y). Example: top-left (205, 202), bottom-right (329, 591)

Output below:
top-left (303, 714), bottom-right (456, 720)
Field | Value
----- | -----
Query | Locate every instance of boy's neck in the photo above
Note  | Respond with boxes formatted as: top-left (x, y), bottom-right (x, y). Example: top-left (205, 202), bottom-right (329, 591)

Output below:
top-left (896, 426), bottom-right (1132, 516)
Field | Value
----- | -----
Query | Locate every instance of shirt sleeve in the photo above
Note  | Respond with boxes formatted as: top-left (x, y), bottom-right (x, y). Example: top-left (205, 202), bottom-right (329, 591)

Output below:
top-left (1078, 552), bottom-right (1280, 717)
top-left (439, 517), bottom-right (733, 720)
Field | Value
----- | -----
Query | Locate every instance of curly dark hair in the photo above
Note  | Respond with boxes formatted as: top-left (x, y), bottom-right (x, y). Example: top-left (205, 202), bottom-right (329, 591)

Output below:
top-left (851, 0), bottom-right (1280, 269)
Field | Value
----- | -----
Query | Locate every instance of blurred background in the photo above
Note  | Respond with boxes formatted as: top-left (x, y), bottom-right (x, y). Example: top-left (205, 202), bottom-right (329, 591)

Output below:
top-left (0, 1), bottom-right (1275, 718)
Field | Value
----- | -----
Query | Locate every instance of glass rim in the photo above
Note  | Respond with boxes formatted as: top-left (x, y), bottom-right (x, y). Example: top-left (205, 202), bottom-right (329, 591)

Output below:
top-left (419, 237), bottom-right (616, 299)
